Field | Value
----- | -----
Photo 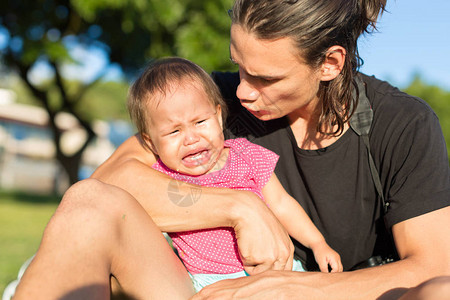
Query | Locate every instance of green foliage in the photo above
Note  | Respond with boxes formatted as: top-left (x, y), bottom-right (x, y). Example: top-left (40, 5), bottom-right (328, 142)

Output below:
top-left (3, 75), bottom-right (37, 105)
top-left (68, 0), bottom-right (236, 75)
top-left (0, 0), bottom-right (237, 121)
top-left (402, 76), bottom-right (450, 159)
top-left (0, 0), bottom-right (238, 183)
top-left (176, 1), bottom-right (235, 72)
top-left (78, 80), bottom-right (130, 120)
top-left (0, 0), bottom-right (82, 68)
top-left (6, 75), bottom-right (130, 121)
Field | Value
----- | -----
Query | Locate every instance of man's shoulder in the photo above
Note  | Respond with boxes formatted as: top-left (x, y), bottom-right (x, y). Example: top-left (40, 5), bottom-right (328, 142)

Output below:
top-left (361, 73), bottom-right (435, 116)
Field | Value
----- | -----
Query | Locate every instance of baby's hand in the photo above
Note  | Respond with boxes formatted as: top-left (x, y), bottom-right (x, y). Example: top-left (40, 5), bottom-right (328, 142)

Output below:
top-left (311, 241), bottom-right (343, 273)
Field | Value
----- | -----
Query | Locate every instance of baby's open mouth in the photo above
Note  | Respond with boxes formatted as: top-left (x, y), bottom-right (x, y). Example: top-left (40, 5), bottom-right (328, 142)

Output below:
top-left (183, 150), bottom-right (210, 166)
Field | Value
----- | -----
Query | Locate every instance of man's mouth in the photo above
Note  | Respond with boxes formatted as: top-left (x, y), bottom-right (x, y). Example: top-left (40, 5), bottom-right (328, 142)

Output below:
top-left (245, 106), bottom-right (271, 119)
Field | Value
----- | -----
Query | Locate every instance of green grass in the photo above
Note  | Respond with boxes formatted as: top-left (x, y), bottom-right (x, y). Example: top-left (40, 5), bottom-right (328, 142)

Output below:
top-left (0, 190), bottom-right (59, 294)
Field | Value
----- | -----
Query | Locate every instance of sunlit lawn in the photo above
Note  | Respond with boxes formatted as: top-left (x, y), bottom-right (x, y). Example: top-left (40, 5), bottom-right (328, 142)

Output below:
top-left (0, 190), bottom-right (59, 294)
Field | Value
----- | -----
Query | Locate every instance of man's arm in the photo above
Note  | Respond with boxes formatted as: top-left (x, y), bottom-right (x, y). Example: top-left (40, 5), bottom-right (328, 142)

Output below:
top-left (91, 135), bottom-right (294, 272)
top-left (92, 135), bottom-right (233, 232)
top-left (192, 206), bottom-right (450, 300)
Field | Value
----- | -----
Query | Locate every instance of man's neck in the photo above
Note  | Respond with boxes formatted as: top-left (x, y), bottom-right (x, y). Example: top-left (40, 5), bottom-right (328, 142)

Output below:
top-left (288, 112), bottom-right (349, 150)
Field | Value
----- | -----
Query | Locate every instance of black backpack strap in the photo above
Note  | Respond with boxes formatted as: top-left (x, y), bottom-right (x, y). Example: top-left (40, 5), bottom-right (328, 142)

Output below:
top-left (350, 76), bottom-right (389, 213)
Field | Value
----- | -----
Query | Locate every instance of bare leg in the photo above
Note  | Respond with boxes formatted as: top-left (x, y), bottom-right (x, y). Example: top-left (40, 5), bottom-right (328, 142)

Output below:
top-left (13, 179), bottom-right (195, 300)
top-left (398, 276), bottom-right (450, 300)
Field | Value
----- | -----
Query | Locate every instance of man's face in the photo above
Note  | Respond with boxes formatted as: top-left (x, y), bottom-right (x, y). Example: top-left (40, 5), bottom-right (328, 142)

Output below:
top-left (230, 24), bottom-right (323, 122)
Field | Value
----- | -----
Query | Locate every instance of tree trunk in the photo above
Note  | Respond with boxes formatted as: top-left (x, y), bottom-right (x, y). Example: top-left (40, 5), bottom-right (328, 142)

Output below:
top-left (15, 60), bottom-right (97, 187)
top-left (56, 151), bottom-right (83, 186)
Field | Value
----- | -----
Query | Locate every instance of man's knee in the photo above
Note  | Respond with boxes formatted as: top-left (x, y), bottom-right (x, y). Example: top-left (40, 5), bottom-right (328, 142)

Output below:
top-left (399, 276), bottom-right (450, 300)
top-left (417, 276), bottom-right (450, 298)
top-left (41, 179), bottom-right (135, 253)
top-left (58, 179), bottom-right (134, 215)
top-left (44, 179), bottom-right (128, 235)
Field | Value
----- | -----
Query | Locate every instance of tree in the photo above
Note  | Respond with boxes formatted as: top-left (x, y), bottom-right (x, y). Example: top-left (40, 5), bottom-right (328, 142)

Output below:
top-left (0, 0), bottom-right (234, 184)
top-left (403, 75), bottom-right (450, 159)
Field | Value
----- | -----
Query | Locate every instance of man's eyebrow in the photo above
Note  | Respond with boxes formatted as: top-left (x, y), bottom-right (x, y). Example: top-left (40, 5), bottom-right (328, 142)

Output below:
top-left (229, 53), bottom-right (283, 79)
top-left (245, 70), bottom-right (282, 80)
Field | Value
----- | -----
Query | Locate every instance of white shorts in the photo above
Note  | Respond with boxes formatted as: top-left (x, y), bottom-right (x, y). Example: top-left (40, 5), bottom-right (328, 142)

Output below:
top-left (189, 259), bottom-right (305, 292)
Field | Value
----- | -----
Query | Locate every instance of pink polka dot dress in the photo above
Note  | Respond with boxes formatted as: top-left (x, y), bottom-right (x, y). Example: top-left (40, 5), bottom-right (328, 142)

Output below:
top-left (152, 138), bottom-right (279, 274)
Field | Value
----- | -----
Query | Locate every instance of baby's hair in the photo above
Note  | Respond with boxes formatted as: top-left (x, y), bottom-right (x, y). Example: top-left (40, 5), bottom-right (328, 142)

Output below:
top-left (128, 57), bottom-right (228, 144)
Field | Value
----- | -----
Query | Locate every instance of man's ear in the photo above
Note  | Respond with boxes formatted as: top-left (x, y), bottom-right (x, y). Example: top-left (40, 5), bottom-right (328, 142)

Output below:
top-left (320, 45), bottom-right (346, 81)
top-left (141, 133), bottom-right (158, 155)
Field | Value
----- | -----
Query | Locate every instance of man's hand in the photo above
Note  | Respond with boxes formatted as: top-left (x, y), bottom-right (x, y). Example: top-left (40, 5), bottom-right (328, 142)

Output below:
top-left (231, 192), bottom-right (294, 275)
top-left (191, 270), bottom-right (314, 300)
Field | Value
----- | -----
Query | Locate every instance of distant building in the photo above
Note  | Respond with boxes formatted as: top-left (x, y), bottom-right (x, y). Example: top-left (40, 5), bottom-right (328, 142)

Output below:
top-left (0, 89), bottom-right (131, 195)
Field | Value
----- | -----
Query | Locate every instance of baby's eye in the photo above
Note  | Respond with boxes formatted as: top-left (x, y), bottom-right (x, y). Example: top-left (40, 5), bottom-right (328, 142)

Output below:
top-left (168, 129), bottom-right (179, 135)
top-left (196, 119), bottom-right (207, 125)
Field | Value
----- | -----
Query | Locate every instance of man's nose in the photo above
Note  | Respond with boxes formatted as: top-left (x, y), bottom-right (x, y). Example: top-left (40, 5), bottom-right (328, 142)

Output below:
top-left (236, 78), bottom-right (259, 102)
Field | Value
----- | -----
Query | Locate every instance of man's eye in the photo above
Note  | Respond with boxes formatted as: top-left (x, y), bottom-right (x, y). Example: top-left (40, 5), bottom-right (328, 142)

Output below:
top-left (260, 77), bottom-right (274, 83)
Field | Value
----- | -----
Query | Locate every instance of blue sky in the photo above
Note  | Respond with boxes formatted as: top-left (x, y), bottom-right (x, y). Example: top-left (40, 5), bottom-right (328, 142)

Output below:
top-left (358, 0), bottom-right (450, 90)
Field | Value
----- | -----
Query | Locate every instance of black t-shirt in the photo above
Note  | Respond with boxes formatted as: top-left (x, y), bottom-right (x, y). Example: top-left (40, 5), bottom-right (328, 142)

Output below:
top-left (212, 71), bottom-right (450, 270)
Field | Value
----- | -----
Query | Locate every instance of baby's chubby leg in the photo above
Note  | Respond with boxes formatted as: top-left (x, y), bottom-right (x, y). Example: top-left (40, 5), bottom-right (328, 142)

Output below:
top-left (14, 179), bottom-right (194, 300)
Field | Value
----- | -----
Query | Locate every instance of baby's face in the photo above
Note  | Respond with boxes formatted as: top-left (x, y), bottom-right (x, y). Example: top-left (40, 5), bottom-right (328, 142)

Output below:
top-left (147, 82), bottom-right (225, 176)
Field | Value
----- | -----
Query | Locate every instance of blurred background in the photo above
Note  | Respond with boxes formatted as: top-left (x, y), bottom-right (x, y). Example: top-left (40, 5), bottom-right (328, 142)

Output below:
top-left (1, 0), bottom-right (449, 294)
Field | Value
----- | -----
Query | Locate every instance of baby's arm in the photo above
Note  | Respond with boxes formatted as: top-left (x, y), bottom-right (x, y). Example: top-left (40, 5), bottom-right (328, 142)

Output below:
top-left (262, 173), bottom-right (343, 273)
